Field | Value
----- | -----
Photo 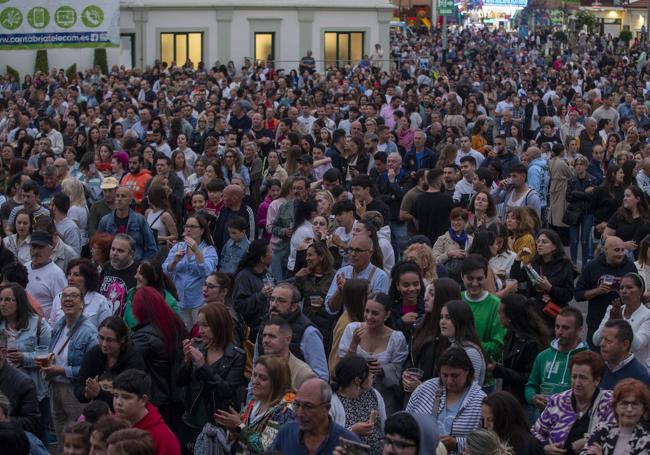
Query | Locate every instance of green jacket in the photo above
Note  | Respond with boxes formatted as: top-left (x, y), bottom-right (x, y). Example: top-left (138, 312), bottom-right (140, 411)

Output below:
top-left (123, 288), bottom-right (180, 331)
top-left (524, 339), bottom-right (589, 404)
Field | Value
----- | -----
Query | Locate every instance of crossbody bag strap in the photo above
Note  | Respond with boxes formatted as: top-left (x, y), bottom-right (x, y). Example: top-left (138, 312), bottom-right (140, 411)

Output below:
top-left (36, 317), bottom-right (42, 346)
top-left (56, 319), bottom-right (83, 357)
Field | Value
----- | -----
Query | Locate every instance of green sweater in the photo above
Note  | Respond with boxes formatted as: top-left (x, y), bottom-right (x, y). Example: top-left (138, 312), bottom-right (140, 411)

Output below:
top-left (524, 339), bottom-right (589, 404)
top-left (461, 291), bottom-right (505, 362)
top-left (123, 288), bottom-right (180, 331)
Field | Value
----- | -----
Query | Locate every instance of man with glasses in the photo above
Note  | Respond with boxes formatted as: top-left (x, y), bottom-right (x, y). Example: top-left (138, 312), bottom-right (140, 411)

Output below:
top-left (324, 234), bottom-right (389, 315)
top-left (256, 283), bottom-right (328, 381)
top-left (26, 231), bottom-right (67, 320)
top-left (273, 378), bottom-right (359, 453)
top-left (97, 187), bottom-right (157, 262)
top-left (333, 411), bottom-right (439, 455)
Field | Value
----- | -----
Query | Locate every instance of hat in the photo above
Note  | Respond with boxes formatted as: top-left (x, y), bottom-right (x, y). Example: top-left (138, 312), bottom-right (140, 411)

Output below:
top-left (298, 154), bottom-right (313, 164)
top-left (100, 177), bottom-right (119, 190)
top-left (30, 231), bottom-right (53, 247)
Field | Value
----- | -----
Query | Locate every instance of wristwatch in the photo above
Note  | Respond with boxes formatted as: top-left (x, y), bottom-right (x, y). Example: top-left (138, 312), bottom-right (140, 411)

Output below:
top-left (235, 423), bottom-right (246, 433)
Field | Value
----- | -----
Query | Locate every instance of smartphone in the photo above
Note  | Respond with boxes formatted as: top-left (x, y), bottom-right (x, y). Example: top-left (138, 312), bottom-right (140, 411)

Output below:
top-left (340, 438), bottom-right (371, 455)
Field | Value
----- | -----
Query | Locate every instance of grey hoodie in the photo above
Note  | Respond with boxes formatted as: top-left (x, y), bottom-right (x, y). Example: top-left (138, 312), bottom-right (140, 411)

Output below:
top-left (391, 411), bottom-right (440, 455)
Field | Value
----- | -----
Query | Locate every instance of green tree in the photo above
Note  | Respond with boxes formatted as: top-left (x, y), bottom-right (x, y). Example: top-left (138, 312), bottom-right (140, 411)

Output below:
top-left (65, 64), bottom-right (77, 83)
top-left (6, 65), bottom-right (19, 83)
top-left (575, 10), bottom-right (598, 33)
top-left (93, 48), bottom-right (108, 75)
top-left (619, 30), bottom-right (633, 45)
top-left (34, 49), bottom-right (49, 74)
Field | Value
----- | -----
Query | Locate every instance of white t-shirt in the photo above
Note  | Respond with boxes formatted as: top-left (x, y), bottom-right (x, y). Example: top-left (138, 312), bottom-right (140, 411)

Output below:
top-left (26, 261), bottom-right (67, 320)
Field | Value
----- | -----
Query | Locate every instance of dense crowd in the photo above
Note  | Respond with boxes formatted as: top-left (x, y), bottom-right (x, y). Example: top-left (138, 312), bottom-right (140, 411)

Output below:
top-left (2, 22), bottom-right (650, 455)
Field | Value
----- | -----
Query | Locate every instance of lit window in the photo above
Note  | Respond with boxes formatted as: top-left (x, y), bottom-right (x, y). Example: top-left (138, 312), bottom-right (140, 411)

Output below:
top-left (255, 32), bottom-right (275, 63)
top-left (160, 32), bottom-right (203, 68)
top-left (324, 32), bottom-right (364, 67)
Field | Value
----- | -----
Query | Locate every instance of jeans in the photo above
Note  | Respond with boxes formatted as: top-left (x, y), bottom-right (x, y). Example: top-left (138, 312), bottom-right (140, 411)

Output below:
top-left (271, 248), bottom-right (284, 281)
top-left (390, 221), bottom-right (408, 261)
top-left (49, 382), bottom-right (85, 445)
top-left (569, 214), bottom-right (593, 267)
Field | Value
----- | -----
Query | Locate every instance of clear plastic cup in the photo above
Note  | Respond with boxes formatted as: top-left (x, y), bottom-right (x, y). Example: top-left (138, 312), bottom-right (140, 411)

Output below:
top-left (404, 368), bottom-right (424, 380)
top-left (309, 295), bottom-right (323, 311)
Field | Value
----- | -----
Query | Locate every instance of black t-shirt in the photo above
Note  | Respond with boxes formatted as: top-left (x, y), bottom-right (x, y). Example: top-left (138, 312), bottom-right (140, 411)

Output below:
top-left (115, 214), bottom-right (129, 234)
top-left (411, 191), bottom-right (455, 243)
top-left (607, 212), bottom-right (650, 245)
top-left (99, 262), bottom-right (139, 316)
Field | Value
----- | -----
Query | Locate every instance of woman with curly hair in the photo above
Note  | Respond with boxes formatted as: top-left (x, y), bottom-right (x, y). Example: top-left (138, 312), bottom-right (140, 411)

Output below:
top-left (403, 242), bottom-right (439, 288)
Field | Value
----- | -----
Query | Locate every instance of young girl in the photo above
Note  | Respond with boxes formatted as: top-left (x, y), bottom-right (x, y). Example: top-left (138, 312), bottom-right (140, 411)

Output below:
top-left (62, 421), bottom-right (92, 455)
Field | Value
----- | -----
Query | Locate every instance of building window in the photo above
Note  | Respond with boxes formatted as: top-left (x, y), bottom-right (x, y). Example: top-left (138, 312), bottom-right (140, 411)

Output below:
top-left (324, 32), bottom-right (364, 67)
top-left (120, 33), bottom-right (135, 69)
top-left (160, 32), bottom-right (203, 68)
top-left (255, 32), bottom-right (275, 63)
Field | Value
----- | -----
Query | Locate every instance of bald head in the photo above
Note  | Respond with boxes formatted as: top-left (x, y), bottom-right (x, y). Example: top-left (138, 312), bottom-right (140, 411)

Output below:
top-left (223, 184), bottom-right (244, 209)
top-left (298, 378), bottom-right (332, 404)
top-left (604, 236), bottom-right (625, 266)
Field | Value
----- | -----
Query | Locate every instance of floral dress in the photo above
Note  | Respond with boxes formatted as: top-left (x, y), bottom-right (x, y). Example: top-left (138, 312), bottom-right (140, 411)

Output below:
top-left (338, 390), bottom-right (383, 455)
top-left (235, 393), bottom-right (295, 454)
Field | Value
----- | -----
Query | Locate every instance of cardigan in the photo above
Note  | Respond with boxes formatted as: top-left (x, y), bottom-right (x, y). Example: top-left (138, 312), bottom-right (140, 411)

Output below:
top-left (406, 377), bottom-right (485, 455)
top-left (580, 422), bottom-right (650, 455)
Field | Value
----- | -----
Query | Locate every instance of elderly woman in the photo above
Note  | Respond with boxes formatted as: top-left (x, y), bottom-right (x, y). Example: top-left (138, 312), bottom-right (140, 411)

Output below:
top-left (582, 378), bottom-right (650, 455)
top-left (406, 346), bottom-right (486, 455)
top-left (532, 351), bottom-right (615, 455)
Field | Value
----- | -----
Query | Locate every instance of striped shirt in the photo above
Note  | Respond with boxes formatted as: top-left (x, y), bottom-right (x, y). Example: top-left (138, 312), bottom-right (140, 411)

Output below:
top-left (406, 378), bottom-right (485, 455)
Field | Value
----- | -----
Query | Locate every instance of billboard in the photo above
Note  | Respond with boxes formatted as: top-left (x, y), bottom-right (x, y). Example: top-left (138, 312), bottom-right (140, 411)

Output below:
top-left (0, 0), bottom-right (119, 49)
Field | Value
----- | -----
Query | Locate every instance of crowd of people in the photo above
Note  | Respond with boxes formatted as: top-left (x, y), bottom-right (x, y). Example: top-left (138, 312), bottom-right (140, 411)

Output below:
top-left (2, 22), bottom-right (650, 455)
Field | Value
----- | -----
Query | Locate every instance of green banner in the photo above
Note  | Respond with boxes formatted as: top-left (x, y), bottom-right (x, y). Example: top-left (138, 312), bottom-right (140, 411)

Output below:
top-left (0, 0), bottom-right (119, 49)
top-left (438, 0), bottom-right (455, 16)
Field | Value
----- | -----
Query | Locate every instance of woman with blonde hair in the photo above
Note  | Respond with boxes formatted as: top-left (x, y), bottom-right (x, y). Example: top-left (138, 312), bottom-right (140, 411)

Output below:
top-left (61, 177), bottom-right (89, 251)
top-left (505, 207), bottom-right (536, 263)
top-left (315, 190), bottom-right (335, 218)
top-left (403, 242), bottom-right (438, 287)
top-left (465, 429), bottom-right (513, 455)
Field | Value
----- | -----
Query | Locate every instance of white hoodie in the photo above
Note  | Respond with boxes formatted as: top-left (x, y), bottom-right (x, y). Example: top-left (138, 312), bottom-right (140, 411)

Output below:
top-left (378, 225), bottom-right (395, 275)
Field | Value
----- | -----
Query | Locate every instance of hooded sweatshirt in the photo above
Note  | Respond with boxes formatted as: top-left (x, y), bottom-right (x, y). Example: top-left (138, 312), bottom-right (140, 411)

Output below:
top-left (391, 411), bottom-right (440, 455)
top-left (527, 157), bottom-right (549, 209)
top-left (133, 402), bottom-right (181, 455)
top-left (524, 338), bottom-right (589, 404)
top-left (377, 225), bottom-right (395, 275)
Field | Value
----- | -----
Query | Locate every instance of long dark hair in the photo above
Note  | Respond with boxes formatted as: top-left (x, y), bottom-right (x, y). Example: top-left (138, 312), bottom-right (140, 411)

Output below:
top-left (292, 199), bottom-right (318, 231)
top-left (236, 238), bottom-right (269, 275)
top-left (332, 354), bottom-right (369, 392)
top-left (137, 260), bottom-right (179, 301)
top-left (388, 261), bottom-right (425, 310)
top-left (500, 294), bottom-right (550, 349)
top-left (602, 164), bottom-right (621, 194)
top-left (0, 282), bottom-right (35, 330)
top-left (98, 316), bottom-right (130, 349)
top-left (412, 278), bottom-right (461, 356)
top-left (342, 278), bottom-right (369, 323)
top-left (617, 185), bottom-right (650, 223)
top-left (483, 391), bottom-right (534, 447)
top-left (467, 230), bottom-right (497, 260)
top-left (532, 229), bottom-right (574, 268)
top-left (443, 300), bottom-right (484, 349)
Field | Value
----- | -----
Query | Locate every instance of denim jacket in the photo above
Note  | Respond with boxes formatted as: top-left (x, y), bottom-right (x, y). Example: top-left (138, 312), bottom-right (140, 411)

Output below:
top-left (49, 316), bottom-right (98, 382)
top-left (97, 208), bottom-right (158, 261)
top-left (0, 314), bottom-right (52, 400)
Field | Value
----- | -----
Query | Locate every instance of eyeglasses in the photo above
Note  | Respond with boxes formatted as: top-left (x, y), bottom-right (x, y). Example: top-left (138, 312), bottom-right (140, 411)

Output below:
top-left (203, 283), bottom-right (224, 290)
top-left (348, 248), bottom-right (370, 255)
top-left (616, 400), bottom-right (643, 410)
top-left (382, 437), bottom-right (417, 451)
top-left (293, 400), bottom-right (328, 411)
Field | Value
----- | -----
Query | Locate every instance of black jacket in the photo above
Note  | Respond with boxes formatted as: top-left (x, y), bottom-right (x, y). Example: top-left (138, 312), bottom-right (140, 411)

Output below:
top-left (176, 342), bottom-right (246, 429)
top-left (511, 257), bottom-right (576, 307)
top-left (0, 362), bottom-right (41, 438)
top-left (524, 100), bottom-right (548, 132)
top-left (74, 342), bottom-right (146, 406)
top-left (132, 322), bottom-right (184, 407)
top-left (566, 173), bottom-right (597, 221)
top-left (492, 333), bottom-right (545, 405)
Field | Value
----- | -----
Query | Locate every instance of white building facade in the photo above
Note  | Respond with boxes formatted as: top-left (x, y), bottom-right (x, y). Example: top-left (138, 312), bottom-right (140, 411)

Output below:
top-left (3, 0), bottom-right (394, 76)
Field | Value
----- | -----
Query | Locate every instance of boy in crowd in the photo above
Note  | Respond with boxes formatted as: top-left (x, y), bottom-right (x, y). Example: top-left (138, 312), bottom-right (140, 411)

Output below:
top-left (219, 216), bottom-right (251, 274)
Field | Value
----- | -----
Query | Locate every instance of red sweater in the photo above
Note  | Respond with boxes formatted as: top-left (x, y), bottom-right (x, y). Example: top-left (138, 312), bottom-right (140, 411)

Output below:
top-left (133, 403), bottom-right (180, 455)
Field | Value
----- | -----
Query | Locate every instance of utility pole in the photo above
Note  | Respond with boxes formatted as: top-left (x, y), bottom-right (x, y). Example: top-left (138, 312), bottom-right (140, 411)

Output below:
top-left (442, 15), bottom-right (448, 50)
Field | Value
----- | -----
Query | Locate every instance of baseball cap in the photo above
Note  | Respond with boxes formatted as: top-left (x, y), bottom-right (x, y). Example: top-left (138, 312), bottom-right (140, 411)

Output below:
top-left (100, 177), bottom-right (119, 190)
top-left (30, 231), bottom-right (53, 247)
top-left (298, 154), bottom-right (314, 164)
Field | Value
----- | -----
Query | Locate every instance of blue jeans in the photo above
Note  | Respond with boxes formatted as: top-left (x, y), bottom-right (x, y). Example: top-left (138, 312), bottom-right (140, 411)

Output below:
top-left (271, 248), bottom-right (284, 281)
top-left (569, 214), bottom-right (593, 267)
top-left (390, 221), bottom-right (408, 261)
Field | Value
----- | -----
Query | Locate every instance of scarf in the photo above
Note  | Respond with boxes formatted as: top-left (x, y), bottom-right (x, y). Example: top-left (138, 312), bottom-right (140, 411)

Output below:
top-left (448, 228), bottom-right (468, 248)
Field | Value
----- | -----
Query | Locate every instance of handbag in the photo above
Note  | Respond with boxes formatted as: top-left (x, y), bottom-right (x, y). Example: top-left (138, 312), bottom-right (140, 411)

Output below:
top-left (562, 205), bottom-right (582, 226)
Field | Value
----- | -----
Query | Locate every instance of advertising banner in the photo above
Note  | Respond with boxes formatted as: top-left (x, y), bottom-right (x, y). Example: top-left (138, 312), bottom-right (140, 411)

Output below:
top-left (0, 0), bottom-right (119, 49)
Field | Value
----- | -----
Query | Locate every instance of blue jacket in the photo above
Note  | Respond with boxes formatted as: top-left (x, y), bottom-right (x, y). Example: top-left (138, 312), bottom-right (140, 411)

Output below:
top-left (527, 157), bottom-right (549, 209)
top-left (404, 147), bottom-right (437, 172)
top-left (49, 316), bottom-right (98, 382)
top-left (0, 315), bottom-right (52, 401)
top-left (97, 208), bottom-right (158, 261)
top-left (481, 151), bottom-right (520, 179)
top-left (163, 241), bottom-right (218, 309)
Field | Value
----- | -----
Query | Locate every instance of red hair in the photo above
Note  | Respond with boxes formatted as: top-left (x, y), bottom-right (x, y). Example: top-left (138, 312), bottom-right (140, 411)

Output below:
top-left (613, 379), bottom-right (650, 415)
top-left (132, 286), bottom-right (187, 355)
